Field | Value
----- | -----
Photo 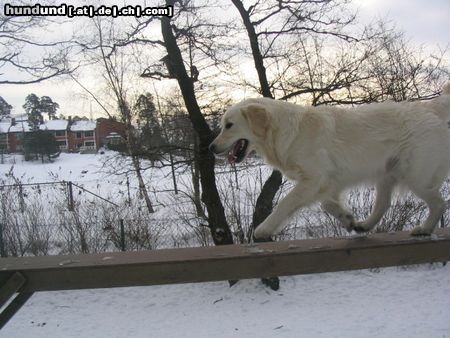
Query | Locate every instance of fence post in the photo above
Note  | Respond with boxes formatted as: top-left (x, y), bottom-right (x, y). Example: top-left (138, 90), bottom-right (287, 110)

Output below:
top-left (18, 185), bottom-right (25, 213)
top-left (0, 222), bottom-right (5, 257)
top-left (67, 181), bottom-right (74, 211)
top-left (120, 219), bottom-right (125, 252)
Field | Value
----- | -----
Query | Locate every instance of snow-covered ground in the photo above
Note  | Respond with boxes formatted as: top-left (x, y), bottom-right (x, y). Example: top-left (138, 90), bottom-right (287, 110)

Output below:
top-left (2, 264), bottom-right (450, 337)
top-left (1, 153), bottom-right (450, 337)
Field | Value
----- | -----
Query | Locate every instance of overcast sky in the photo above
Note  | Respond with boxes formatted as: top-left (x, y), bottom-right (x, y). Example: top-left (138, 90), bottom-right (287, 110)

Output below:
top-left (354, 0), bottom-right (450, 46)
top-left (1, 0), bottom-right (449, 118)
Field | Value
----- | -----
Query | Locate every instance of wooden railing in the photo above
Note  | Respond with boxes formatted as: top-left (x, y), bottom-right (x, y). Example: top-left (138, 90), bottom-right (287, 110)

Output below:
top-left (1, 228), bottom-right (450, 329)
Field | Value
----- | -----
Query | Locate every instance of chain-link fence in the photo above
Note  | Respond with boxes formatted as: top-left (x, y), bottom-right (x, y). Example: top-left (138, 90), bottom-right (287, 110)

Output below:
top-left (1, 163), bottom-right (449, 258)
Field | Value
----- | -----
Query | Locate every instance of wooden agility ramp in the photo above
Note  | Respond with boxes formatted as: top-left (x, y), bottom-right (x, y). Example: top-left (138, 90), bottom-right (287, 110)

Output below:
top-left (1, 228), bottom-right (450, 328)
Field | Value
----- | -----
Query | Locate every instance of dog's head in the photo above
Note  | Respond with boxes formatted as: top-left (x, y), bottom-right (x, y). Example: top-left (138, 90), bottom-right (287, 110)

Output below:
top-left (209, 102), bottom-right (270, 164)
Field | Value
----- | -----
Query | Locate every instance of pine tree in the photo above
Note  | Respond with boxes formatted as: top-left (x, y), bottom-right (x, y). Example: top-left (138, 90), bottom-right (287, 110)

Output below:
top-left (0, 96), bottom-right (12, 117)
top-left (23, 94), bottom-right (42, 130)
top-left (134, 93), bottom-right (164, 160)
top-left (39, 96), bottom-right (59, 120)
top-left (23, 94), bottom-right (60, 129)
top-left (23, 130), bottom-right (60, 162)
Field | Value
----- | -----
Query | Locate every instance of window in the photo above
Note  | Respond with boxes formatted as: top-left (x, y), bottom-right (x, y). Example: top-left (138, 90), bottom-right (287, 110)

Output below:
top-left (76, 132), bottom-right (82, 138)
top-left (55, 130), bottom-right (66, 137)
top-left (84, 131), bottom-right (94, 137)
top-left (57, 140), bottom-right (67, 149)
top-left (84, 141), bottom-right (95, 147)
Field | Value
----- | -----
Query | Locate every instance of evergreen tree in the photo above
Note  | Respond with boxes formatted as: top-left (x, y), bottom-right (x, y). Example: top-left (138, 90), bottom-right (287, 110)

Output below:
top-left (134, 93), bottom-right (164, 159)
top-left (0, 96), bottom-right (12, 117)
top-left (23, 94), bottom-right (42, 130)
top-left (39, 96), bottom-right (59, 120)
top-left (23, 94), bottom-right (60, 129)
top-left (23, 130), bottom-right (60, 162)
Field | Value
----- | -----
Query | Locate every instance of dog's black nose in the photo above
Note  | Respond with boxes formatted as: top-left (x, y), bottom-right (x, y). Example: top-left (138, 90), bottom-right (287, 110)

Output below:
top-left (209, 143), bottom-right (217, 153)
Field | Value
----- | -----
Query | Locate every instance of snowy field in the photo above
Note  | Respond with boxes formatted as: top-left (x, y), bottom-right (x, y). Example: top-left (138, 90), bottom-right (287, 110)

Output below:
top-left (2, 264), bottom-right (450, 337)
top-left (1, 153), bottom-right (450, 337)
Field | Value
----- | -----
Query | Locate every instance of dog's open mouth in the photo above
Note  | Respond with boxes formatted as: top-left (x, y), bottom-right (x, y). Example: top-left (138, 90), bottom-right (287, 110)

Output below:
top-left (228, 139), bottom-right (249, 165)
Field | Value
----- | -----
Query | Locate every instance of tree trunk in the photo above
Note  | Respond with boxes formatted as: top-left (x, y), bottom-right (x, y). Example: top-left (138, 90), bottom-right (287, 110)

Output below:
top-left (131, 153), bottom-right (154, 213)
top-left (230, 0), bottom-right (272, 98)
top-left (231, 0), bottom-right (283, 234)
top-left (231, 0), bottom-right (283, 290)
top-left (122, 101), bottom-right (154, 214)
top-left (192, 136), bottom-right (206, 219)
top-left (161, 4), bottom-right (234, 246)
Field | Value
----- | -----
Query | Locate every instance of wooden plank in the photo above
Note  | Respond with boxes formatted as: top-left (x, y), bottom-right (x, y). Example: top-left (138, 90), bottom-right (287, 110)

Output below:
top-left (0, 272), bottom-right (26, 308)
top-left (0, 228), bottom-right (449, 292)
top-left (0, 292), bottom-right (34, 329)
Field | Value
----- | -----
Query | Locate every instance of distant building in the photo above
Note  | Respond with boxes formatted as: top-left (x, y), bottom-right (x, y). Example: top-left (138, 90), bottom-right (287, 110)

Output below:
top-left (3, 114), bottom-right (30, 152)
top-left (40, 119), bottom-right (69, 151)
top-left (95, 118), bottom-right (127, 149)
top-left (69, 120), bottom-right (97, 153)
top-left (0, 114), bottom-right (126, 153)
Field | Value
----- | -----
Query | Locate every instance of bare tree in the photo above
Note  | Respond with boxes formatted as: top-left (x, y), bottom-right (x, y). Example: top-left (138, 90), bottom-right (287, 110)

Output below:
top-left (0, 8), bottom-right (72, 84)
top-left (363, 26), bottom-right (449, 102)
top-left (75, 17), bottom-right (155, 213)
top-left (159, 0), bottom-right (234, 247)
top-left (280, 24), bottom-right (449, 105)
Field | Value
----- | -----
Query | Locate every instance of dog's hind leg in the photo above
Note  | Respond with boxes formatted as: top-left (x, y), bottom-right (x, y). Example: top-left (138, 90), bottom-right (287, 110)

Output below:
top-left (410, 187), bottom-right (446, 236)
top-left (352, 176), bottom-right (396, 233)
top-left (321, 198), bottom-right (356, 232)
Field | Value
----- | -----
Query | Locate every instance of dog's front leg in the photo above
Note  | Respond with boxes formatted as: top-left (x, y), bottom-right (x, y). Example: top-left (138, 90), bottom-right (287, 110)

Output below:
top-left (254, 181), bottom-right (322, 239)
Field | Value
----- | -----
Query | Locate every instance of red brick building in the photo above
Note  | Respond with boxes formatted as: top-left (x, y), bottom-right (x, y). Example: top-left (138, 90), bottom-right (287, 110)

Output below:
top-left (0, 115), bottom-right (126, 153)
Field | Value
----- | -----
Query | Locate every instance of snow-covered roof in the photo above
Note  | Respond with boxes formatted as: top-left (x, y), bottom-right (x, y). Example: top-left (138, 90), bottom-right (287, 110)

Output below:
top-left (9, 113), bottom-right (28, 121)
top-left (9, 120), bottom-right (31, 133)
top-left (0, 122), bottom-right (10, 133)
top-left (39, 120), bottom-right (68, 131)
top-left (70, 120), bottom-right (96, 131)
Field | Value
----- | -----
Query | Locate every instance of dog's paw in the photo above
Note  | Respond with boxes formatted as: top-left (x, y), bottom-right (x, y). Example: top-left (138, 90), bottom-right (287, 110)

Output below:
top-left (352, 221), bottom-right (371, 234)
top-left (339, 213), bottom-right (357, 233)
top-left (254, 226), bottom-right (274, 240)
top-left (410, 226), bottom-right (432, 237)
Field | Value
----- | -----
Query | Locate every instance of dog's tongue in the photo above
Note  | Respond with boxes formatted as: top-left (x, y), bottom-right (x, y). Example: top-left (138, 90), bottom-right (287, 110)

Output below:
top-left (228, 140), bottom-right (243, 165)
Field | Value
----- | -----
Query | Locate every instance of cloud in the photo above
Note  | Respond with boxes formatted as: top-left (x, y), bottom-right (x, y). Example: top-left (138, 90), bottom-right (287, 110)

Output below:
top-left (354, 0), bottom-right (450, 47)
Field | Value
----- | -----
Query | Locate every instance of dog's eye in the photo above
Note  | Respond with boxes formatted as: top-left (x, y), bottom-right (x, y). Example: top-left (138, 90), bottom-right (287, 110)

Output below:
top-left (225, 122), bottom-right (233, 129)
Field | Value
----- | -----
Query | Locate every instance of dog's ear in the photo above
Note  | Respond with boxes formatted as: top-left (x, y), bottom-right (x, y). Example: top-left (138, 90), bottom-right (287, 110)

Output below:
top-left (242, 104), bottom-right (269, 138)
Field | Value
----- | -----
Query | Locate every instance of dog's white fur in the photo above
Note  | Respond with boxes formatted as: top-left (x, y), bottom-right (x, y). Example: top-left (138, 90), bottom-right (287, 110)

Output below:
top-left (211, 85), bottom-right (450, 238)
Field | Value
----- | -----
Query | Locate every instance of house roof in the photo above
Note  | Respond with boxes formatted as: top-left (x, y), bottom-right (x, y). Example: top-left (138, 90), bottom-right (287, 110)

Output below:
top-left (0, 122), bottom-right (10, 134)
top-left (9, 120), bottom-right (31, 133)
top-left (39, 119), bottom-right (68, 131)
top-left (70, 120), bottom-right (96, 131)
top-left (9, 113), bottom-right (28, 121)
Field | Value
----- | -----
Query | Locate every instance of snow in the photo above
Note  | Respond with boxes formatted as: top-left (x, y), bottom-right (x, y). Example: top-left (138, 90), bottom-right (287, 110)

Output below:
top-left (2, 264), bottom-right (450, 337)
top-left (8, 120), bottom-right (31, 133)
top-left (1, 153), bottom-right (450, 337)
top-left (0, 122), bottom-right (9, 133)
top-left (39, 119), bottom-right (68, 131)
top-left (70, 120), bottom-right (96, 131)
top-left (0, 152), bottom-right (102, 183)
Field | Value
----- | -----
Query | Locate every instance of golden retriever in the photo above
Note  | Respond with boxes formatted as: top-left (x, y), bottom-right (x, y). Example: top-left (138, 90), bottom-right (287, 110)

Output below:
top-left (210, 85), bottom-right (450, 239)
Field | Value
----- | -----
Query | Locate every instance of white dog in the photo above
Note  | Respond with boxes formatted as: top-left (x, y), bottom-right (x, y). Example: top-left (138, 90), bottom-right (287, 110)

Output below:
top-left (210, 85), bottom-right (450, 239)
